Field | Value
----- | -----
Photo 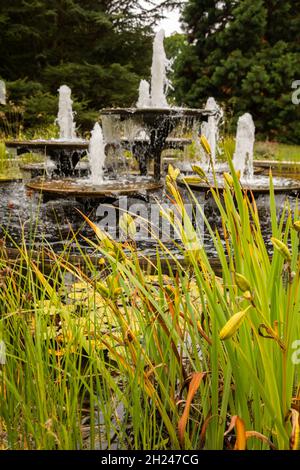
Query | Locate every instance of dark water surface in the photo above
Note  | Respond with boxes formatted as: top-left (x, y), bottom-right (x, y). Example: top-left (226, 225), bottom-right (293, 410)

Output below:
top-left (0, 174), bottom-right (298, 260)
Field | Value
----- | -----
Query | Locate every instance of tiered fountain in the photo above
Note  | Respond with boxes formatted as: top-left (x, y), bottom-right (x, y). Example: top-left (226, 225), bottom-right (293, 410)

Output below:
top-left (101, 29), bottom-right (217, 182)
top-left (15, 29), bottom-right (218, 200)
top-left (1, 31), bottom-right (299, 262)
top-left (6, 85), bottom-right (89, 177)
top-left (0, 80), bottom-right (6, 105)
top-left (5, 29), bottom-right (299, 200)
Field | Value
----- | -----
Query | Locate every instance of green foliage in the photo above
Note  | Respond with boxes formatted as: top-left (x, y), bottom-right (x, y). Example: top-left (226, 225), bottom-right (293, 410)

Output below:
top-left (174, 0), bottom-right (300, 142)
top-left (0, 0), bottom-right (163, 134)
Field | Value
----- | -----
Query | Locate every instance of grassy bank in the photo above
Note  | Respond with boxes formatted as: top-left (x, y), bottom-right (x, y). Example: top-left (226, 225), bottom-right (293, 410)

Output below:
top-left (255, 141), bottom-right (300, 162)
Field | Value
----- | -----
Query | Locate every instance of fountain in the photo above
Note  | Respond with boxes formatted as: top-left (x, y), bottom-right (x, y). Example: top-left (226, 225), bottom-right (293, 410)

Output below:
top-left (179, 111), bottom-right (300, 194)
top-left (201, 97), bottom-right (223, 166)
top-left (0, 80), bottom-right (6, 105)
top-left (230, 113), bottom-right (299, 191)
top-left (10, 26), bottom-right (218, 211)
top-left (5, 85), bottom-right (88, 176)
top-left (89, 122), bottom-right (105, 184)
top-left (24, 28), bottom-right (216, 200)
top-left (101, 30), bottom-right (216, 182)
top-left (232, 113), bottom-right (255, 180)
top-left (56, 85), bottom-right (77, 140)
top-left (137, 80), bottom-right (151, 108)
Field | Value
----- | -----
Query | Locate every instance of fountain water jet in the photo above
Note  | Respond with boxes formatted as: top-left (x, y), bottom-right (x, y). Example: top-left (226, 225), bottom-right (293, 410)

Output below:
top-left (201, 97), bottom-right (223, 166)
top-left (232, 113), bottom-right (255, 181)
top-left (57, 85), bottom-right (77, 140)
top-left (150, 29), bottom-right (172, 108)
top-left (89, 123), bottom-right (106, 184)
top-left (137, 80), bottom-right (151, 108)
top-left (0, 80), bottom-right (6, 105)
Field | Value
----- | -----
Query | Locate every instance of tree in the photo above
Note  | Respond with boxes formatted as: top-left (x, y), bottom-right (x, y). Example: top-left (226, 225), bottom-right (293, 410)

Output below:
top-left (175, 0), bottom-right (300, 142)
top-left (0, 0), bottom-right (173, 134)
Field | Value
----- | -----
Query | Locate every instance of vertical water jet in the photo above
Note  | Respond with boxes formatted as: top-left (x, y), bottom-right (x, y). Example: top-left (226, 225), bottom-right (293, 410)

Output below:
top-left (89, 122), bottom-right (106, 184)
top-left (232, 113), bottom-right (255, 181)
top-left (57, 85), bottom-right (77, 140)
top-left (150, 29), bottom-right (172, 108)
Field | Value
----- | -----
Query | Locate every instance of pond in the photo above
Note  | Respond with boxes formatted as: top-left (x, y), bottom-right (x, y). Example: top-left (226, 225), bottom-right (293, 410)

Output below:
top-left (0, 165), bottom-right (298, 264)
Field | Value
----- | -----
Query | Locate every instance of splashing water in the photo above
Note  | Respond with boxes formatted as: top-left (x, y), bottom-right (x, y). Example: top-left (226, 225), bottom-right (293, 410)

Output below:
top-left (57, 85), bottom-right (77, 140)
top-left (137, 80), bottom-right (151, 108)
top-left (0, 80), bottom-right (6, 105)
top-left (201, 97), bottom-right (223, 166)
top-left (232, 113), bottom-right (255, 181)
top-left (150, 29), bottom-right (173, 108)
top-left (89, 123), bottom-right (106, 184)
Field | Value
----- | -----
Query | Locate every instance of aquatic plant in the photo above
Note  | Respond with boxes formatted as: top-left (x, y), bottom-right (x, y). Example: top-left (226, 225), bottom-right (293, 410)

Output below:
top-left (0, 152), bottom-right (299, 450)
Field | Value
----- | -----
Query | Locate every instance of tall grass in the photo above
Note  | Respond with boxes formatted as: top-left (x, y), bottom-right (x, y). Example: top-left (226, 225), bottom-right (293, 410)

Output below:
top-left (0, 142), bottom-right (8, 170)
top-left (0, 150), bottom-right (299, 449)
top-left (0, 104), bottom-right (24, 140)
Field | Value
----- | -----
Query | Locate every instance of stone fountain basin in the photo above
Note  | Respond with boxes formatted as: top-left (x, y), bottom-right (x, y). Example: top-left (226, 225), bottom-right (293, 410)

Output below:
top-left (178, 176), bottom-right (300, 194)
top-left (26, 179), bottom-right (163, 198)
top-left (6, 139), bottom-right (89, 152)
top-left (101, 107), bottom-right (216, 118)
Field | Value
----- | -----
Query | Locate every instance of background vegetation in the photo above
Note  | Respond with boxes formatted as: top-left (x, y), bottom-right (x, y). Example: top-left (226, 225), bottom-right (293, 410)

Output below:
top-left (0, 0), bottom-right (180, 135)
top-left (1, 1), bottom-right (300, 142)
top-left (168, 0), bottom-right (300, 143)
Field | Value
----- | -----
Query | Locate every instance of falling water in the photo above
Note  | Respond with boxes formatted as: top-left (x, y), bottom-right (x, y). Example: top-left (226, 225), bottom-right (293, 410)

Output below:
top-left (201, 97), bottom-right (223, 166)
top-left (57, 85), bottom-right (77, 140)
top-left (150, 29), bottom-right (172, 108)
top-left (137, 80), bottom-right (151, 108)
top-left (0, 80), bottom-right (6, 105)
top-left (89, 123), bottom-right (106, 184)
top-left (232, 113), bottom-right (255, 181)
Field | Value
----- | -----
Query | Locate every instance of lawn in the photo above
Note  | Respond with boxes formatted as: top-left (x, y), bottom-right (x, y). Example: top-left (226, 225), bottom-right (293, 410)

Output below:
top-left (255, 141), bottom-right (300, 162)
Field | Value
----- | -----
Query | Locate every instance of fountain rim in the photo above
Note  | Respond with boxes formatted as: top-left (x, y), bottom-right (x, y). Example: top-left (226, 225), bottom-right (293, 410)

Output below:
top-left (26, 179), bottom-right (163, 198)
top-left (100, 107), bottom-right (218, 118)
top-left (5, 139), bottom-right (89, 149)
top-left (177, 177), bottom-right (300, 194)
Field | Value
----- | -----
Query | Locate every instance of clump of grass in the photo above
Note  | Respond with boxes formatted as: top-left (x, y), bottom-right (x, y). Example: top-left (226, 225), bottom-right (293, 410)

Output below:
top-left (23, 123), bottom-right (59, 141)
top-left (0, 142), bottom-right (23, 180)
top-left (19, 153), bottom-right (46, 165)
top-left (0, 142), bottom-right (8, 168)
top-left (0, 146), bottom-right (299, 450)
top-left (0, 103), bottom-right (24, 140)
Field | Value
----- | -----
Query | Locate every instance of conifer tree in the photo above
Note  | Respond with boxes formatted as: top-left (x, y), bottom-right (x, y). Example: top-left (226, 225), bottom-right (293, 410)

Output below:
top-left (0, 0), bottom-right (169, 132)
top-left (175, 0), bottom-right (300, 142)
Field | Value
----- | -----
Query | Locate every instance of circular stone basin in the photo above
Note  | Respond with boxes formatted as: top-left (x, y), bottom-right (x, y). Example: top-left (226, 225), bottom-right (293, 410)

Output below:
top-left (254, 160), bottom-right (300, 171)
top-left (0, 177), bottom-right (23, 183)
top-left (101, 107), bottom-right (215, 118)
top-left (178, 176), bottom-right (300, 194)
top-left (6, 139), bottom-right (88, 151)
top-left (19, 161), bottom-right (90, 172)
top-left (19, 163), bottom-right (48, 171)
top-left (26, 179), bottom-right (163, 198)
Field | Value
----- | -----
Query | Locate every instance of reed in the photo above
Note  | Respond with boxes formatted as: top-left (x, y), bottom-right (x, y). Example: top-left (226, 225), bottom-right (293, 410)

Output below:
top-left (0, 148), bottom-right (299, 450)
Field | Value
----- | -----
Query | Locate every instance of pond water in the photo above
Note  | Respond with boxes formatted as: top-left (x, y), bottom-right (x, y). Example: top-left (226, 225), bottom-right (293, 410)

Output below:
top-left (0, 170), bottom-right (298, 261)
